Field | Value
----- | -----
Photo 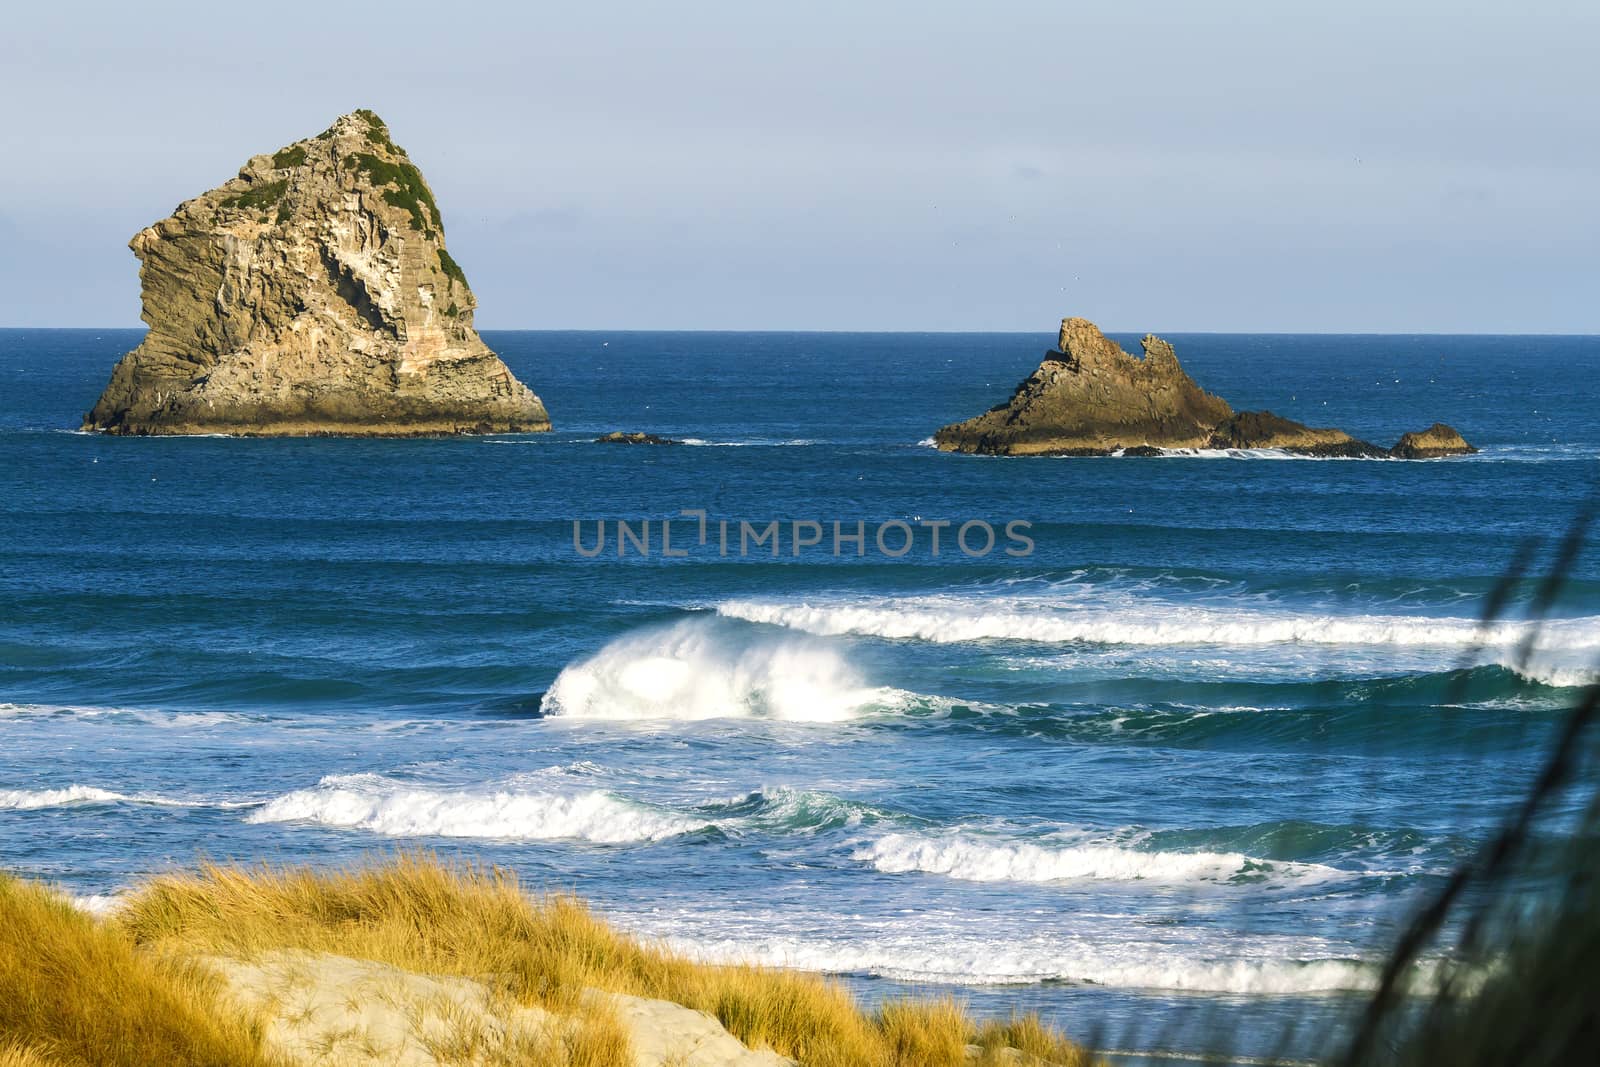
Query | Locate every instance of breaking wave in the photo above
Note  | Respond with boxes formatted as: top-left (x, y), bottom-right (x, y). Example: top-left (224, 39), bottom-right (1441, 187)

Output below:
top-left (541, 618), bottom-right (913, 721)
top-left (1511, 660), bottom-right (1600, 688)
top-left (0, 784), bottom-right (226, 810)
top-left (0, 785), bottom-right (130, 810)
top-left (247, 773), bottom-right (702, 842)
top-left (858, 832), bottom-right (1342, 885)
top-left (697, 785), bottom-right (892, 835)
top-left (716, 594), bottom-right (1600, 655)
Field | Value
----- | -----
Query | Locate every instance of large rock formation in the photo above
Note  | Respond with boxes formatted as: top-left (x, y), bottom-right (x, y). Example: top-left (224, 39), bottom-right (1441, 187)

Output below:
top-left (934, 318), bottom-right (1473, 459)
top-left (932, 318), bottom-right (1233, 456)
top-left (84, 110), bottom-right (550, 436)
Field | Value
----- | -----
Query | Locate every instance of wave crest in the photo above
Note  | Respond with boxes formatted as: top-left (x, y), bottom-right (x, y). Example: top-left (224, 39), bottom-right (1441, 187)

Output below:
top-left (247, 773), bottom-right (701, 843)
top-left (700, 786), bottom-right (889, 834)
top-left (0, 785), bottom-right (129, 810)
top-left (717, 595), bottom-right (1600, 654)
top-left (858, 832), bottom-right (1338, 885)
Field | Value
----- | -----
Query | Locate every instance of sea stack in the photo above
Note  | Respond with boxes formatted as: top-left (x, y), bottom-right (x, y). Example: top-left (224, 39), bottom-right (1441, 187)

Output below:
top-left (933, 318), bottom-right (1233, 456)
top-left (84, 110), bottom-right (550, 436)
top-left (933, 317), bottom-right (1473, 459)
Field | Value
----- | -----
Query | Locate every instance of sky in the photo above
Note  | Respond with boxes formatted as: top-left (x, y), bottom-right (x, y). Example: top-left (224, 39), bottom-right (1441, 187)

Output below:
top-left (1, 1), bottom-right (1595, 332)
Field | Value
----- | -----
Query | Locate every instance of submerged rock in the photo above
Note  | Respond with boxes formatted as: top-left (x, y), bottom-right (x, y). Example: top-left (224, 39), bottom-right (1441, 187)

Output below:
top-left (595, 431), bottom-right (682, 445)
top-left (1390, 423), bottom-right (1478, 459)
top-left (934, 317), bottom-right (1473, 459)
top-left (84, 110), bottom-right (550, 436)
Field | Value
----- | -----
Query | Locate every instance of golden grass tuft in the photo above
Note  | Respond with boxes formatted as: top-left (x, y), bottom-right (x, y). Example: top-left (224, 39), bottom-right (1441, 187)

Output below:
top-left (877, 996), bottom-right (971, 1066)
top-left (0, 872), bottom-right (282, 1067)
top-left (975, 1014), bottom-right (1091, 1064)
top-left (116, 853), bottom-right (1094, 1066)
top-left (0, 1045), bottom-right (62, 1067)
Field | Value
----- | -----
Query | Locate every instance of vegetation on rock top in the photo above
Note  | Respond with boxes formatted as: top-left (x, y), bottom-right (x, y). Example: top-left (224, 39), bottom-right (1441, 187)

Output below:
top-left (344, 151), bottom-right (442, 239)
top-left (352, 109), bottom-right (390, 145)
top-left (219, 179), bottom-right (288, 213)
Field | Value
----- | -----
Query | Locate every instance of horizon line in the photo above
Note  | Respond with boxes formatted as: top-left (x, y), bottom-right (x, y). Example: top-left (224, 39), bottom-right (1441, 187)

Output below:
top-left (3, 325), bottom-right (1598, 339)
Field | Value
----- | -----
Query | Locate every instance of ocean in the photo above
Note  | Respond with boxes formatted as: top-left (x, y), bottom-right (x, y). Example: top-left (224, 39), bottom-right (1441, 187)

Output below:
top-left (2, 328), bottom-right (1597, 1060)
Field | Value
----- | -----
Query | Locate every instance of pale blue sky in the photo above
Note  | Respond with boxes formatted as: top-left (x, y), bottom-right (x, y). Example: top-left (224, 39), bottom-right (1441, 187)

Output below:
top-left (2, 1), bottom-right (1595, 331)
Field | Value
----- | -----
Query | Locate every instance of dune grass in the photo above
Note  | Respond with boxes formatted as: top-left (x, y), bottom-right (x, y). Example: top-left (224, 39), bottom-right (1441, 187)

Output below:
top-left (0, 1046), bottom-right (60, 1067)
top-left (116, 853), bottom-right (1092, 1066)
top-left (0, 872), bottom-right (282, 1067)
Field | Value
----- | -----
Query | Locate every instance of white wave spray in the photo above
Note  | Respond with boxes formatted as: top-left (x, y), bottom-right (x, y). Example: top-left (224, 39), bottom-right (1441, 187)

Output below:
top-left (541, 618), bottom-right (910, 721)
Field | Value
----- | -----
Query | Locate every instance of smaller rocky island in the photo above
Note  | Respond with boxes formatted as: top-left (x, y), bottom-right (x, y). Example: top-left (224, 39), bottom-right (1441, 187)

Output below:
top-left (933, 318), bottom-right (1476, 459)
top-left (595, 432), bottom-right (682, 446)
top-left (1390, 423), bottom-right (1478, 459)
top-left (84, 110), bottom-right (549, 436)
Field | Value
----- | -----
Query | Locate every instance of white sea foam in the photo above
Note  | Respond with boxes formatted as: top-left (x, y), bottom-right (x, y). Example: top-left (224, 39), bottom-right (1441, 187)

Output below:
top-left (655, 926), bottom-right (1386, 993)
top-left (0, 702), bottom-right (259, 729)
top-left (679, 437), bottom-right (818, 447)
top-left (247, 773), bottom-right (701, 842)
top-left (542, 618), bottom-right (908, 721)
top-left (1470, 443), bottom-right (1598, 464)
top-left (858, 832), bottom-right (1339, 885)
top-left (717, 595), bottom-right (1600, 653)
top-left (1144, 447), bottom-right (1390, 461)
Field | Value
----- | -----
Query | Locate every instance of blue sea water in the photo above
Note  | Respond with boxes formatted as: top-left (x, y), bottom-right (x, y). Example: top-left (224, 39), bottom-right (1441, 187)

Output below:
top-left (1, 328), bottom-right (1597, 1059)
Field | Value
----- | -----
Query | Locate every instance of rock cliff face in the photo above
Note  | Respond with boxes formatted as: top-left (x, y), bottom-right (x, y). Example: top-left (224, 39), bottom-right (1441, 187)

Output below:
top-left (84, 110), bottom-right (550, 436)
top-left (933, 318), bottom-right (1473, 459)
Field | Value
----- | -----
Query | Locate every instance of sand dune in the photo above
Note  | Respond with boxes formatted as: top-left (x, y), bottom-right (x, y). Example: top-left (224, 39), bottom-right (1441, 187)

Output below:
top-left (207, 950), bottom-right (794, 1067)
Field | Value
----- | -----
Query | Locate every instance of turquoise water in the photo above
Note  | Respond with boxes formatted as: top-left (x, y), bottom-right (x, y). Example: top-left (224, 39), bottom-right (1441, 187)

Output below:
top-left (2, 328), bottom-right (1597, 1058)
